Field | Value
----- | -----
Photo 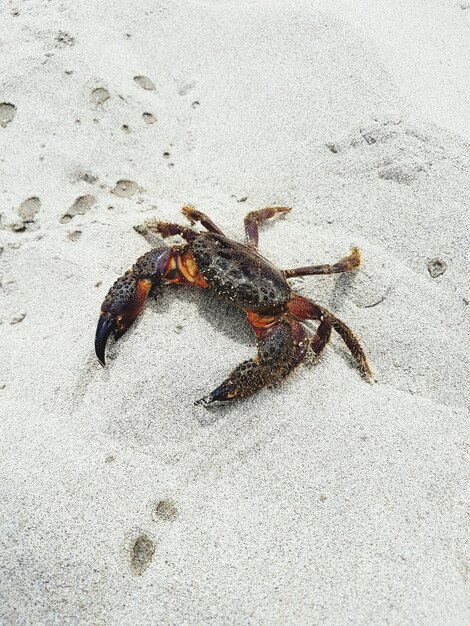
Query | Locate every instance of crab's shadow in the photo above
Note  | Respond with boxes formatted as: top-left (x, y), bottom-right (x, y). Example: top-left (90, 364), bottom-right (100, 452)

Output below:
top-left (148, 283), bottom-right (253, 347)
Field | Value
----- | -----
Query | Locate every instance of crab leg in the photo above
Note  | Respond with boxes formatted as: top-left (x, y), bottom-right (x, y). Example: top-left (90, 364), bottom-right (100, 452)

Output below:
top-left (134, 220), bottom-right (197, 242)
top-left (288, 294), bottom-right (371, 380)
top-left (283, 247), bottom-right (361, 278)
top-left (310, 318), bottom-right (332, 358)
top-left (244, 207), bottom-right (291, 248)
top-left (195, 319), bottom-right (308, 406)
top-left (180, 205), bottom-right (225, 235)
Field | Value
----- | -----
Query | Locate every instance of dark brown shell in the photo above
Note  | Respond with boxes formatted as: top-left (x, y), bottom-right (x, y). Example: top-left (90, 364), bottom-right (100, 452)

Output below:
top-left (191, 233), bottom-right (290, 313)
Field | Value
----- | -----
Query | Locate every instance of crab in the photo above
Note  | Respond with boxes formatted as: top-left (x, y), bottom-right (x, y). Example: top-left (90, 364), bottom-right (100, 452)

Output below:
top-left (95, 206), bottom-right (371, 406)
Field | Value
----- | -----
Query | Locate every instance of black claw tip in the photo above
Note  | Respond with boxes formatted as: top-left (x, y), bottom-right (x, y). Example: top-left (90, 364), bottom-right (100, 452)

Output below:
top-left (194, 384), bottom-right (234, 408)
top-left (95, 315), bottom-right (115, 366)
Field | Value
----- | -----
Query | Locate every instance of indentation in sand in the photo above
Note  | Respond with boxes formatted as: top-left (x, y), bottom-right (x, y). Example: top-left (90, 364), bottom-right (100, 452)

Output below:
top-left (142, 112), bottom-right (156, 124)
top-left (17, 197), bottom-right (40, 222)
top-left (76, 172), bottom-right (98, 185)
top-left (0, 103), bottom-right (17, 128)
top-left (60, 195), bottom-right (97, 223)
top-left (67, 230), bottom-right (82, 242)
top-left (130, 533), bottom-right (155, 575)
top-left (10, 313), bottom-right (26, 325)
top-left (90, 88), bottom-right (110, 107)
top-left (177, 81), bottom-right (195, 96)
top-left (152, 500), bottom-right (178, 522)
top-left (55, 31), bottom-right (75, 48)
top-left (111, 179), bottom-right (141, 198)
top-left (378, 159), bottom-right (426, 184)
top-left (134, 75), bottom-right (156, 91)
top-left (428, 258), bottom-right (447, 278)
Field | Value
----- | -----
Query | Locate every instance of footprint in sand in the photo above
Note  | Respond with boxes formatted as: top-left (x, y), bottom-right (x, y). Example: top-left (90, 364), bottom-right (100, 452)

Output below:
top-left (152, 499), bottom-right (178, 522)
top-left (0, 103), bottom-right (17, 128)
top-left (10, 313), bottom-right (26, 325)
top-left (111, 179), bottom-right (141, 198)
top-left (90, 88), bottom-right (110, 107)
top-left (67, 230), bottom-right (82, 242)
top-left (142, 112), bottom-right (156, 124)
top-left (60, 195), bottom-right (97, 223)
top-left (129, 533), bottom-right (155, 576)
top-left (17, 197), bottom-right (41, 223)
top-left (134, 76), bottom-right (156, 91)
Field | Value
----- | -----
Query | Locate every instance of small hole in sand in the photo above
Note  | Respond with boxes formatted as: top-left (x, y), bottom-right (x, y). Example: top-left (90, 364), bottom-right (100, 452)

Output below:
top-left (427, 258), bottom-right (447, 278)
top-left (192, 101), bottom-right (200, 109)
top-left (121, 124), bottom-right (131, 133)
top-left (163, 151), bottom-right (170, 158)
top-left (134, 75), bottom-right (156, 91)
top-left (0, 103), bottom-right (17, 128)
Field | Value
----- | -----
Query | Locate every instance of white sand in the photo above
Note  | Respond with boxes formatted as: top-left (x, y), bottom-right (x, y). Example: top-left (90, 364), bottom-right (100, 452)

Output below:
top-left (1, 0), bottom-right (470, 623)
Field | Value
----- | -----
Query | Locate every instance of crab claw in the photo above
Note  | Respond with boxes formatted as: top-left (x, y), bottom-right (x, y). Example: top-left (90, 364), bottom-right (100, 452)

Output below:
top-left (194, 382), bottom-right (235, 408)
top-left (95, 273), bottom-right (154, 366)
top-left (95, 315), bottom-right (117, 366)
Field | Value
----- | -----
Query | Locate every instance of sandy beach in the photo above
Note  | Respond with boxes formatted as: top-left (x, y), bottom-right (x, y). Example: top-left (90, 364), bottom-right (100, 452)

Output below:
top-left (1, 0), bottom-right (470, 623)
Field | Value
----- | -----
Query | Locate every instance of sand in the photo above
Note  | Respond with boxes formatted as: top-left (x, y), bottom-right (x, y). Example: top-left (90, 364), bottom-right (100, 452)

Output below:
top-left (1, 0), bottom-right (470, 624)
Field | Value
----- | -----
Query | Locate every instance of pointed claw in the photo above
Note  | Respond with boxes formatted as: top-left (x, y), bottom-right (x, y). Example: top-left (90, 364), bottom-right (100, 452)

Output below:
top-left (95, 315), bottom-right (116, 366)
top-left (194, 383), bottom-right (234, 408)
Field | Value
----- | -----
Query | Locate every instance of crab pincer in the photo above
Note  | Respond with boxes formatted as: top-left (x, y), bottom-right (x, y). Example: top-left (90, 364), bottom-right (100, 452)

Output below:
top-left (95, 246), bottom-right (171, 365)
top-left (95, 205), bottom-right (371, 405)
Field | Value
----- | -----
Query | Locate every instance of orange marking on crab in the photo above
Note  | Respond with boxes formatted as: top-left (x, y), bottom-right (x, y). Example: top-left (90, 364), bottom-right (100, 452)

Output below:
top-left (113, 278), bottom-right (152, 333)
top-left (246, 310), bottom-right (282, 336)
top-left (178, 249), bottom-right (209, 288)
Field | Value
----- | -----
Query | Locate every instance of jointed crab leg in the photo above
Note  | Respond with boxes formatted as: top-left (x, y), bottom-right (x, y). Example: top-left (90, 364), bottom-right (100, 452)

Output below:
top-left (195, 318), bottom-right (308, 406)
top-left (288, 294), bottom-right (371, 380)
top-left (283, 247), bottom-right (361, 278)
top-left (244, 206), bottom-right (291, 248)
top-left (310, 318), bottom-right (332, 358)
top-left (181, 205), bottom-right (225, 236)
top-left (134, 220), bottom-right (197, 242)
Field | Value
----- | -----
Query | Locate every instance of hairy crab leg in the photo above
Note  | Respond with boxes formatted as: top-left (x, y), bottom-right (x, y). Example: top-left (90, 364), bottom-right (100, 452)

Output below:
top-left (195, 318), bottom-right (308, 407)
top-left (288, 294), bottom-right (371, 380)
top-left (134, 220), bottom-right (197, 242)
top-left (310, 318), bottom-right (332, 358)
top-left (283, 247), bottom-right (361, 278)
top-left (244, 206), bottom-right (291, 248)
top-left (180, 205), bottom-right (226, 236)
